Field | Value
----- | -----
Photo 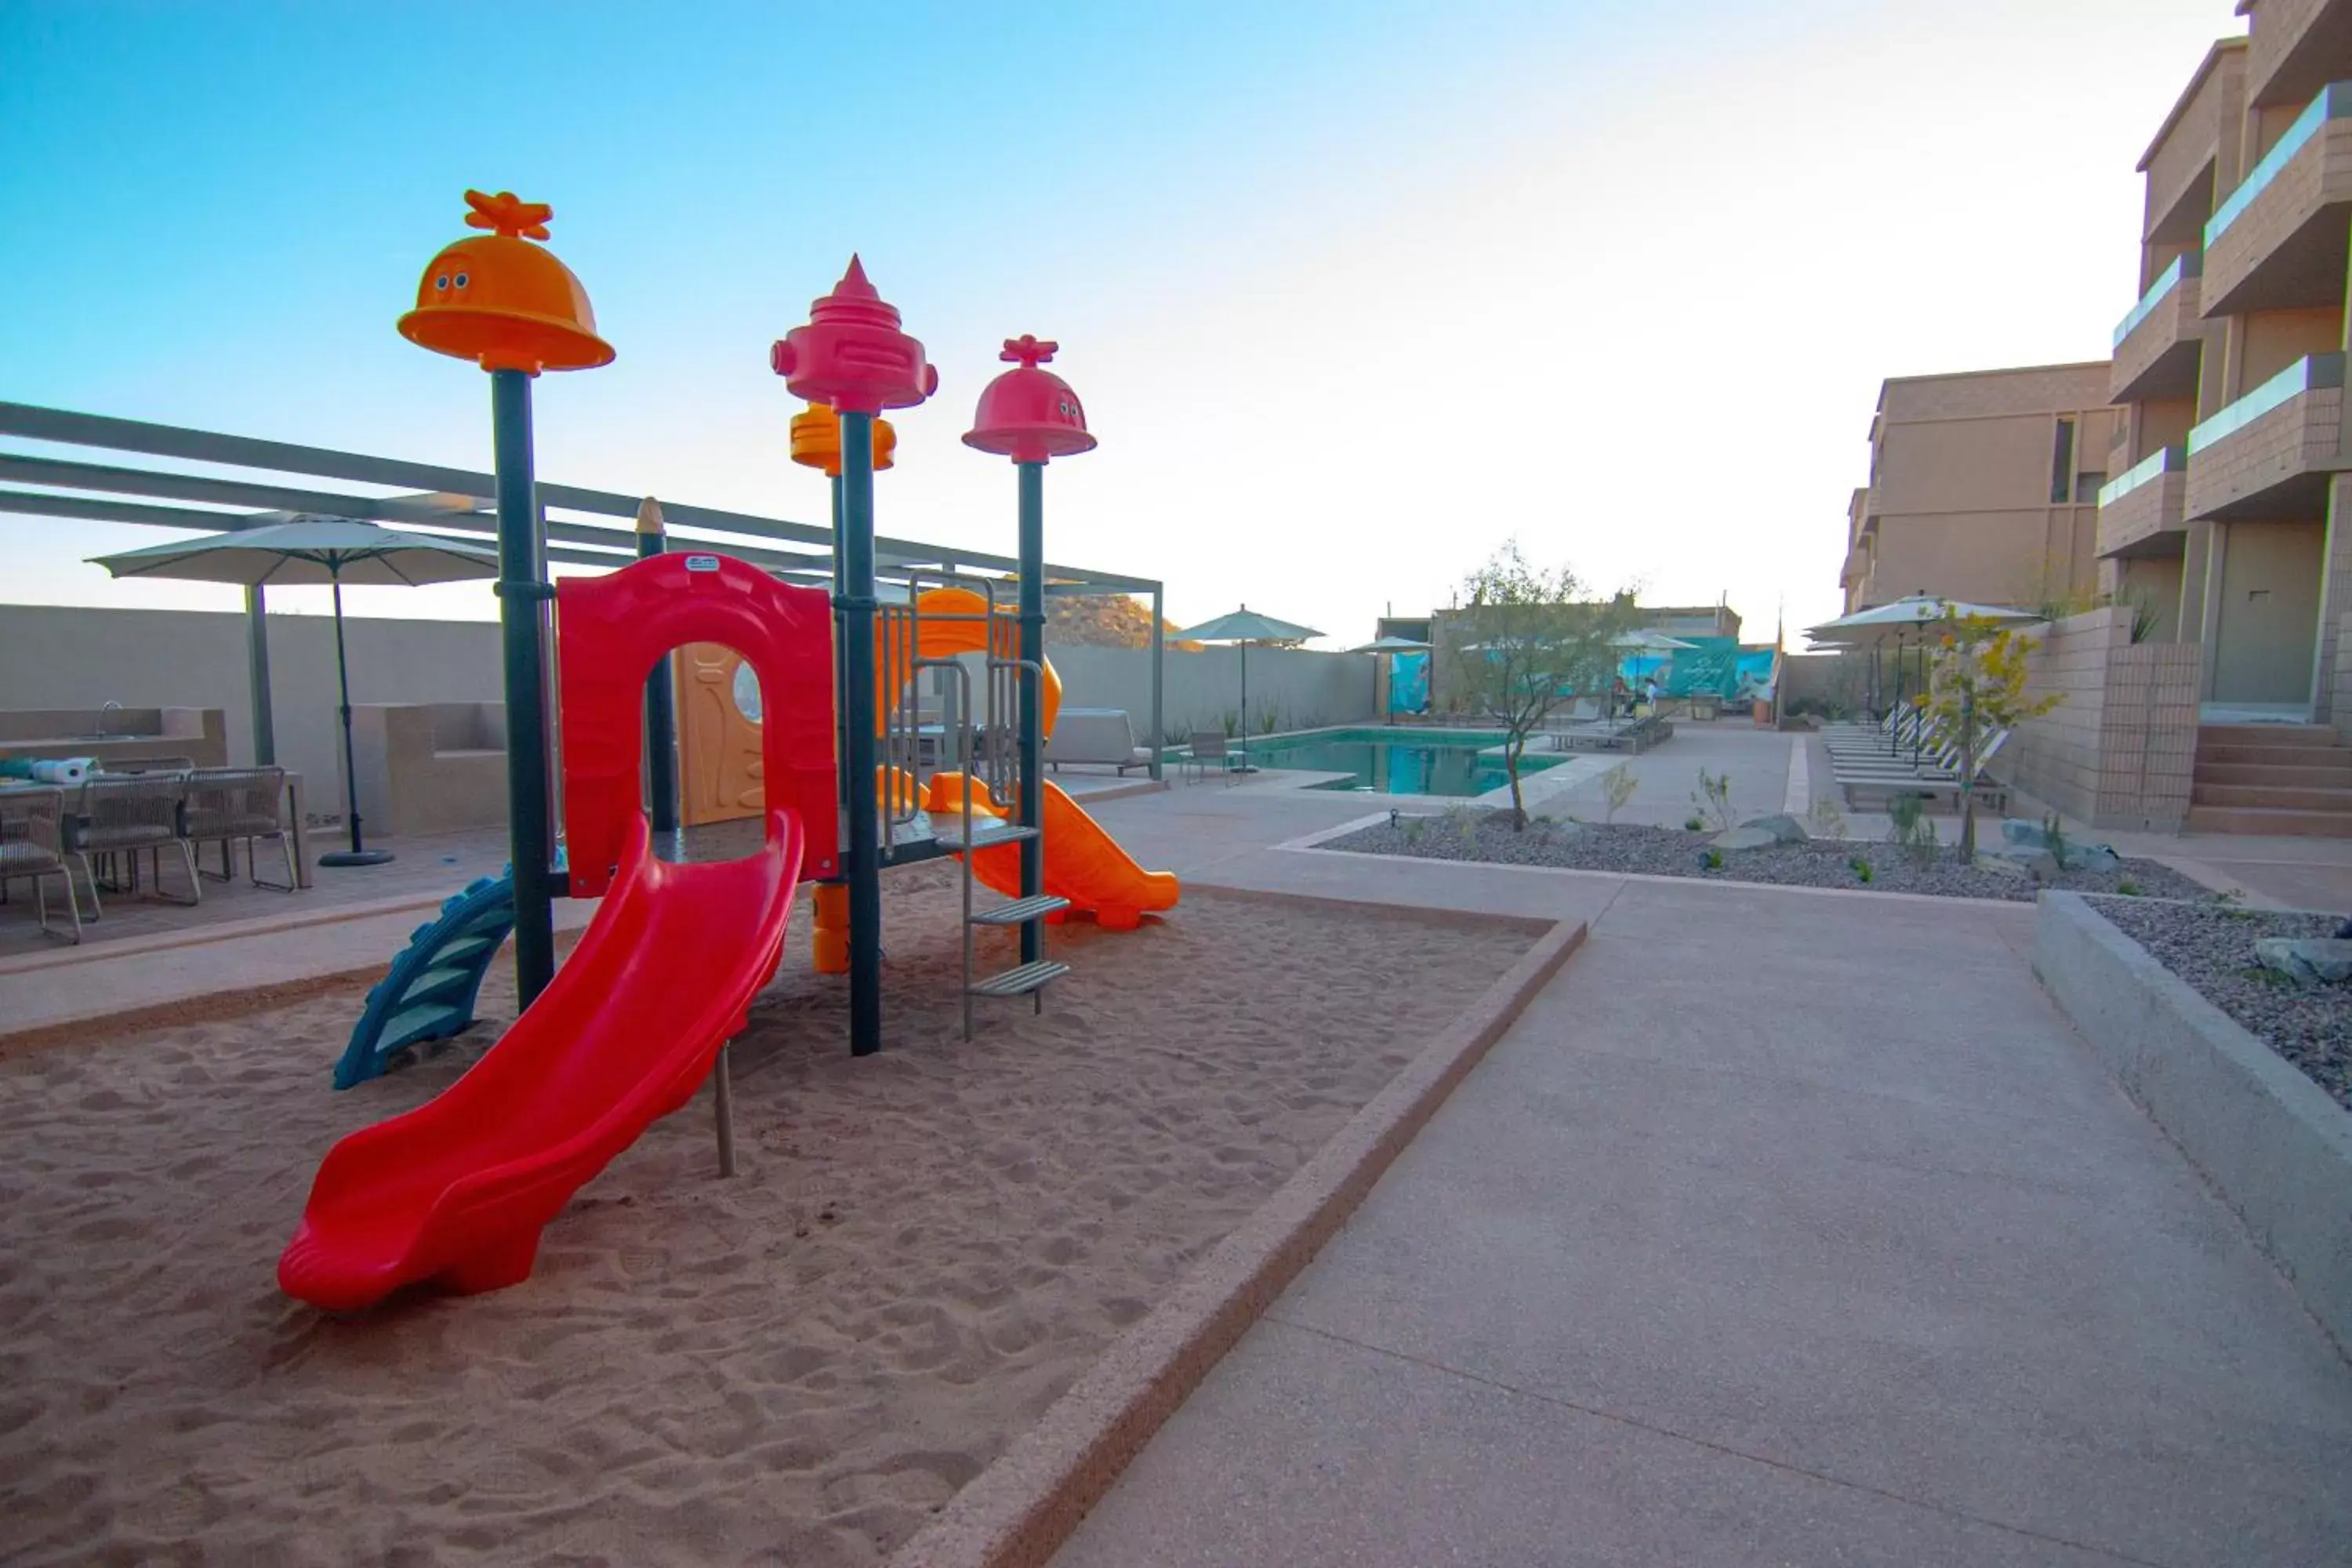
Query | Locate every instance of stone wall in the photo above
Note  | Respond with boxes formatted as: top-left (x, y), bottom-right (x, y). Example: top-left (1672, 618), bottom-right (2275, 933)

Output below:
top-left (1992, 608), bottom-right (2201, 831)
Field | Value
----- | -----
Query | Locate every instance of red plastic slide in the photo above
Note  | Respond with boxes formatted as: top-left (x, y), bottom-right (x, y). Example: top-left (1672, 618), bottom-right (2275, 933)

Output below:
top-left (280, 554), bottom-right (840, 1311)
top-left (278, 811), bottom-right (802, 1310)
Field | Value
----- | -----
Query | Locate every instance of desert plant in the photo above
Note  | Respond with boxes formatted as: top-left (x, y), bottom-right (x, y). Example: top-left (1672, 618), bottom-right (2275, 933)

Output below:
top-left (1400, 815), bottom-right (1426, 843)
top-left (1920, 614), bottom-right (2063, 860)
top-left (1443, 803), bottom-right (1482, 846)
top-left (1220, 707), bottom-right (1242, 739)
top-left (1258, 702), bottom-right (1283, 737)
top-left (1600, 763), bottom-right (1638, 824)
top-left (1683, 815), bottom-right (1705, 832)
top-left (1849, 855), bottom-right (1875, 884)
top-left (1691, 768), bottom-right (1736, 833)
top-left (2118, 591), bottom-right (2161, 645)
top-left (1807, 796), bottom-right (1848, 841)
top-left (2117, 880), bottom-right (2142, 897)
top-left (1701, 848), bottom-right (1725, 870)
top-left (2042, 812), bottom-right (2068, 872)
top-left (1439, 540), bottom-right (1635, 829)
top-left (1886, 793), bottom-right (1940, 869)
top-left (1163, 722), bottom-right (1193, 748)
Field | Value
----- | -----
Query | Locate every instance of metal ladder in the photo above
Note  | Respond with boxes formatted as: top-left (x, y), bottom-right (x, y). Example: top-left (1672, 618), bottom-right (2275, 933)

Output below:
top-left (877, 573), bottom-right (1069, 1037)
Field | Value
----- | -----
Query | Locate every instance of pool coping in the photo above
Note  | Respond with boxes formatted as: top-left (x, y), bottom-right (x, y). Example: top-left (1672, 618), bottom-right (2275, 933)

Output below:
top-left (885, 889), bottom-right (1586, 1568)
top-left (1177, 726), bottom-right (1609, 809)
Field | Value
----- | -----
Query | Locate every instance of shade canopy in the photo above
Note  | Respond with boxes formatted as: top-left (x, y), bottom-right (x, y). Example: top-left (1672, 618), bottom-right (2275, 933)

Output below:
top-left (1806, 593), bottom-right (2032, 648)
top-left (1345, 634), bottom-right (1432, 654)
top-left (1174, 606), bottom-right (1323, 645)
top-left (1611, 629), bottom-right (1697, 652)
top-left (89, 517), bottom-right (500, 588)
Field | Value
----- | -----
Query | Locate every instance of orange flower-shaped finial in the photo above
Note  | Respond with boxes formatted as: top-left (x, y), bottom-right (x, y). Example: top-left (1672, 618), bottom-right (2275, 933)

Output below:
top-left (463, 189), bottom-right (554, 241)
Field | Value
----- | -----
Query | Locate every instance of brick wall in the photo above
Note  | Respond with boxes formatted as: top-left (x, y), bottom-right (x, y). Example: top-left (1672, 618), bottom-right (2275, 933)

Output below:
top-left (2111, 281), bottom-right (2201, 398)
top-left (2097, 470), bottom-right (2187, 556)
top-left (1993, 609), bottom-right (2201, 831)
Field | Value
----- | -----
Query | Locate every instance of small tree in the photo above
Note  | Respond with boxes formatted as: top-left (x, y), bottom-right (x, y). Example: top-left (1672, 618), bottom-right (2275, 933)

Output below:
top-left (1441, 542), bottom-right (1632, 829)
top-left (1922, 613), bottom-right (2061, 859)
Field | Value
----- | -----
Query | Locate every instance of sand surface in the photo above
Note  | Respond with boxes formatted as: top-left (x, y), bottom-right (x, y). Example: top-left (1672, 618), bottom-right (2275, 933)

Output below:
top-left (0, 866), bottom-right (1530, 1566)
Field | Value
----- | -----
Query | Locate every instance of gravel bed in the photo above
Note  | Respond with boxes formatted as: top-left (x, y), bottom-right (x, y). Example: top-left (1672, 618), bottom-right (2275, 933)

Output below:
top-left (2088, 898), bottom-right (2352, 1112)
top-left (1315, 813), bottom-right (2215, 904)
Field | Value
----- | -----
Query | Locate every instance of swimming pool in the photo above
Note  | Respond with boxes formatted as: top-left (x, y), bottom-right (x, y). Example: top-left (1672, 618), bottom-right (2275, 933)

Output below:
top-left (1234, 728), bottom-right (1562, 797)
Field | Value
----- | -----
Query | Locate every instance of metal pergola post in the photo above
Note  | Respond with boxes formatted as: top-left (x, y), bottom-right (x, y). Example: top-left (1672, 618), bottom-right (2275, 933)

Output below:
top-left (491, 369), bottom-right (557, 1009)
top-left (1149, 586), bottom-right (1165, 782)
top-left (838, 412), bottom-right (884, 1058)
top-left (1016, 461), bottom-right (1046, 966)
top-left (243, 583), bottom-right (275, 766)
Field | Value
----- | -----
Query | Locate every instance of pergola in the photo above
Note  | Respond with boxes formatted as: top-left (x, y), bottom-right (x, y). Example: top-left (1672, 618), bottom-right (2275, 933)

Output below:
top-left (0, 401), bottom-right (1169, 772)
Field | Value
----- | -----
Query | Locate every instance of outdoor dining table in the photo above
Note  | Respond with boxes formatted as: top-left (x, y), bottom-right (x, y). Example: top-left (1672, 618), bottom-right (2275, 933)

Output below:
top-left (0, 768), bottom-right (313, 891)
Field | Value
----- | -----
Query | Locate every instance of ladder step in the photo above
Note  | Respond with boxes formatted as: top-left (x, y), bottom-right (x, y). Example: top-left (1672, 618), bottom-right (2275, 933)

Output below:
top-left (968, 960), bottom-right (1070, 998)
top-left (969, 894), bottom-right (1070, 926)
top-left (935, 822), bottom-right (1040, 851)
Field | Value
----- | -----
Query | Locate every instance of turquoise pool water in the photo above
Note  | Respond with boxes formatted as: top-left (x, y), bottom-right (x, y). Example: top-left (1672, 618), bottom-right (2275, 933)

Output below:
top-left (1236, 728), bottom-right (1561, 797)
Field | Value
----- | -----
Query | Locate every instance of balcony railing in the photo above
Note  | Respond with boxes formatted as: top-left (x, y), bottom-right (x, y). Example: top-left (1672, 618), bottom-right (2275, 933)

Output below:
top-left (2113, 255), bottom-right (2201, 348)
top-left (2205, 81), bottom-right (2352, 245)
top-left (2097, 445), bottom-right (2187, 507)
top-left (2187, 352), bottom-right (2346, 454)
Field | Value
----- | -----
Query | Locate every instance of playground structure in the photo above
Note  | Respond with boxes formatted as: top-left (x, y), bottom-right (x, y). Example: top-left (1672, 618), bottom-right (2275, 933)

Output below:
top-left (0, 191), bottom-right (1184, 1310)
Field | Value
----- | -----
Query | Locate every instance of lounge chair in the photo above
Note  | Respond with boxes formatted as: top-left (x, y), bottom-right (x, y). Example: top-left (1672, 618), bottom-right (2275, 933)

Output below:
top-left (183, 766), bottom-right (297, 890)
top-left (1042, 708), bottom-right (1153, 774)
top-left (0, 786), bottom-right (88, 942)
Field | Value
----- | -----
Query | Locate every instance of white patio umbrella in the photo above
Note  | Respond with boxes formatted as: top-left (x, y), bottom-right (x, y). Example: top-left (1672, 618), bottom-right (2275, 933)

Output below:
top-left (90, 518), bottom-right (501, 867)
top-left (1805, 595), bottom-right (2031, 753)
top-left (1175, 605), bottom-right (1323, 769)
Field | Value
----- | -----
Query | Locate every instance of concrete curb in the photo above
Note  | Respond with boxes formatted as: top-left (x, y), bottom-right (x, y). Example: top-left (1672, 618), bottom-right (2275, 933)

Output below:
top-left (2034, 891), bottom-right (2352, 1353)
top-left (887, 915), bottom-right (1588, 1568)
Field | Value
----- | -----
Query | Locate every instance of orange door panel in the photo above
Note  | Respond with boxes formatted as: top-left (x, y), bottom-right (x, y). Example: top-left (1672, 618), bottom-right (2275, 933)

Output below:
top-left (676, 641), bottom-right (767, 826)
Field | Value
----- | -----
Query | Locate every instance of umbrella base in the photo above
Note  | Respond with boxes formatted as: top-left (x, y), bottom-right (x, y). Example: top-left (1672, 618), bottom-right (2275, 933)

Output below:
top-left (319, 849), bottom-right (396, 868)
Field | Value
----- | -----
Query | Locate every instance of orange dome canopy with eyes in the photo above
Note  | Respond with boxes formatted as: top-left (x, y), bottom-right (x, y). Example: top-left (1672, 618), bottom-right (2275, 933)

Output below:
top-left (397, 190), bottom-right (614, 376)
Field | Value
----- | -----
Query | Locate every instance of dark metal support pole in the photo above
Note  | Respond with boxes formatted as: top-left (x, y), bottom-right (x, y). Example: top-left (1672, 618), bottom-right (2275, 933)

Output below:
top-left (636, 521), bottom-right (679, 838)
top-left (1149, 586), bottom-right (1165, 782)
top-left (244, 583), bottom-right (275, 766)
top-left (331, 576), bottom-right (363, 853)
top-left (1017, 461), bottom-right (1046, 965)
top-left (839, 412), bottom-right (883, 1056)
top-left (492, 368), bottom-right (556, 1007)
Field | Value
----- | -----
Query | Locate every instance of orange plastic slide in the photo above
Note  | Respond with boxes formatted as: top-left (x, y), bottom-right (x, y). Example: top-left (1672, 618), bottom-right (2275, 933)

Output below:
top-left (925, 773), bottom-right (1178, 929)
top-left (278, 810), bottom-right (803, 1311)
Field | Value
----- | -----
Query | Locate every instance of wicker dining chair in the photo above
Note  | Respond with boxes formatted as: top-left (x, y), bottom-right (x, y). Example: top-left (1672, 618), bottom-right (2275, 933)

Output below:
top-left (0, 786), bottom-right (86, 942)
top-left (70, 772), bottom-right (201, 910)
top-left (183, 767), bottom-right (297, 891)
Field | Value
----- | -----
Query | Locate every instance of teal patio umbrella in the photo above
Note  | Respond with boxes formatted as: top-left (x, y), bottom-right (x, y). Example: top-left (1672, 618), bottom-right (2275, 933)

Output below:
top-left (91, 517), bottom-right (501, 867)
top-left (1175, 604), bottom-right (1324, 768)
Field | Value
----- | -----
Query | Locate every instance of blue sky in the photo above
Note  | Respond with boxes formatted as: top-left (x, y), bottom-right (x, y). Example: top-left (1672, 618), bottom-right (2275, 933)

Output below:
top-left (2, 0), bottom-right (2246, 638)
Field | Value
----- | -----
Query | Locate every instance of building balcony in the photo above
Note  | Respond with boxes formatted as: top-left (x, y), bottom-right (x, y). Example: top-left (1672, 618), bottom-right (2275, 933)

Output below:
top-left (2183, 352), bottom-right (2346, 521)
top-left (2096, 447), bottom-right (2189, 557)
top-left (2201, 82), bottom-right (2352, 315)
top-left (2111, 255), bottom-right (2204, 403)
top-left (2243, 0), bottom-right (2352, 111)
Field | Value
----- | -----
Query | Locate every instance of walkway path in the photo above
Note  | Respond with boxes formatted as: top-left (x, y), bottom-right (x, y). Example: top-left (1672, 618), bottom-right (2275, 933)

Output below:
top-left (1056, 788), bottom-right (2352, 1566)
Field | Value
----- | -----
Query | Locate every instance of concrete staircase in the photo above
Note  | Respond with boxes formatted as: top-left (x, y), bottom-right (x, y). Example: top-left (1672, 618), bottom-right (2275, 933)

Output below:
top-left (2188, 724), bottom-right (2352, 835)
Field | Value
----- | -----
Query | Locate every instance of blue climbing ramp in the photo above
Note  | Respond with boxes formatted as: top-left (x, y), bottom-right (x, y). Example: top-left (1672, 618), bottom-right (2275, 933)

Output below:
top-left (335, 871), bottom-right (516, 1090)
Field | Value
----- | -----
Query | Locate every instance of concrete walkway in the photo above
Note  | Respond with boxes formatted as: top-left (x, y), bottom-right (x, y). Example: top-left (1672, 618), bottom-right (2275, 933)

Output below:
top-left (1054, 813), bottom-right (2352, 1565)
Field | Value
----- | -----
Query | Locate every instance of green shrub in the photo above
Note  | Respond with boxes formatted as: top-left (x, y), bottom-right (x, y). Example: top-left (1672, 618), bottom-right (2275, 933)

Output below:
top-left (1849, 856), bottom-right (1874, 884)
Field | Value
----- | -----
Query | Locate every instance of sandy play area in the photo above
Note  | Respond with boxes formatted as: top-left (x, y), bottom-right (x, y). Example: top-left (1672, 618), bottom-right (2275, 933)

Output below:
top-left (0, 866), bottom-right (1534, 1566)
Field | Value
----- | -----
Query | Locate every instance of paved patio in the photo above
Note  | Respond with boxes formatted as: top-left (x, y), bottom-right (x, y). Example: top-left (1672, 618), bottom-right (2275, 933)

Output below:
top-left (1054, 782), bottom-right (2352, 1566)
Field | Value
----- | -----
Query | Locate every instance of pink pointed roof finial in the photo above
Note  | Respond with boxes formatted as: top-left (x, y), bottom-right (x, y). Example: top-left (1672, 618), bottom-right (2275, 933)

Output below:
top-left (1001, 334), bottom-right (1058, 367)
top-left (771, 254), bottom-right (935, 414)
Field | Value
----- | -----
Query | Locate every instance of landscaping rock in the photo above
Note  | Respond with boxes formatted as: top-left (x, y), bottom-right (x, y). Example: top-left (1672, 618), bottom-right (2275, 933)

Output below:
top-left (2062, 844), bottom-right (2123, 873)
top-left (1998, 817), bottom-right (2119, 872)
top-left (1710, 827), bottom-right (1780, 851)
top-left (1976, 844), bottom-right (2059, 881)
top-left (1999, 818), bottom-right (2050, 849)
top-left (1733, 813), bottom-right (1809, 844)
top-left (2255, 938), bottom-right (2352, 985)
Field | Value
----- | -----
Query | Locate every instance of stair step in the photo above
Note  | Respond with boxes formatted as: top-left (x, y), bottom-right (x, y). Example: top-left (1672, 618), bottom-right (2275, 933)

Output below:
top-left (969, 894), bottom-right (1071, 927)
top-left (935, 822), bottom-right (1040, 851)
top-left (2190, 782), bottom-right (2352, 810)
top-left (2184, 804), bottom-right (2352, 836)
top-left (2197, 743), bottom-right (2352, 769)
top-left (2195, 761), bottom-right (2352, 788)
top-left (2197, 724), bottom-right (2340, 747)
top-left (969, 960), bottom-right (1071, 998)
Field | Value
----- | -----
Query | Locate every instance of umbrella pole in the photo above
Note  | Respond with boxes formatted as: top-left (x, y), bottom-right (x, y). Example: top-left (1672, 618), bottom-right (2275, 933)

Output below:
top-left (318, 568), bottom-right (394, 868)
top-left (1238, 640), bottom-right (1252, 772)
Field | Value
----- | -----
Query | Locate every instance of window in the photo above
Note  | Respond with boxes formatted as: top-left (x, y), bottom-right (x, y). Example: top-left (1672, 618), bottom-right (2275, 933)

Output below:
top-left (2074, 471), bottom-right (2106, 503)
top-left (2051, 417), bottom-right (2076, 504)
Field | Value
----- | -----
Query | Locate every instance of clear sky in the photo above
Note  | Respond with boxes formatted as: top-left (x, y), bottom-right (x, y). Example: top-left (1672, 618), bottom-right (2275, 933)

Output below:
top-left (1, 0), bottom-right (2246, 642)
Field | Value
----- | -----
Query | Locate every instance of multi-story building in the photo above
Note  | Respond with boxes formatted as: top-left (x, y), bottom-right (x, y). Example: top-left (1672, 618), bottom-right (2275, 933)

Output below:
top-left (2103, 5), bottom-right (2351, 721)
top-left (1842, 365), bottom-right (2122, 617)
